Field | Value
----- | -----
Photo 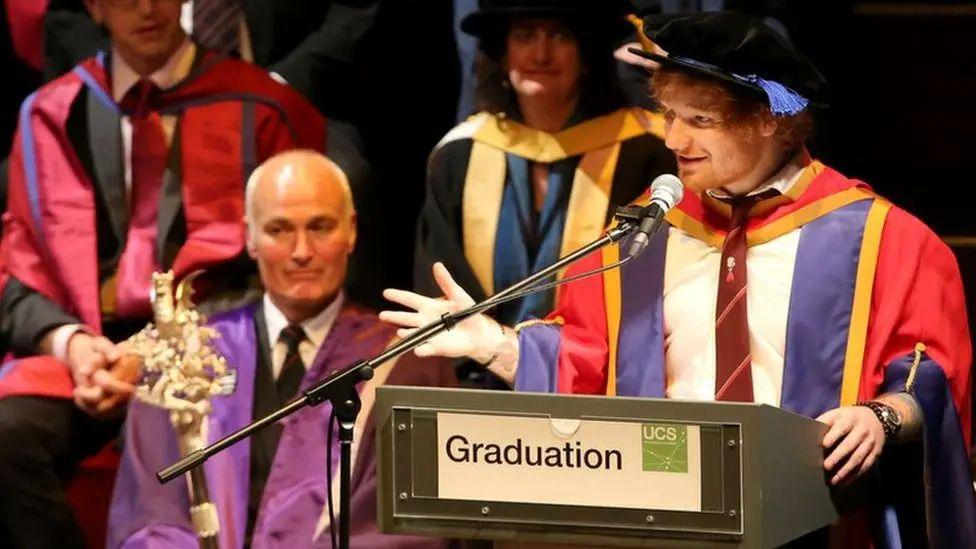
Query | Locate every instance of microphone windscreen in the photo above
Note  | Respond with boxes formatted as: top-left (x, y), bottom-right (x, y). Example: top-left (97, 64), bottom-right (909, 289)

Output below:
top-left (649, 174), bottom-right (684, 210)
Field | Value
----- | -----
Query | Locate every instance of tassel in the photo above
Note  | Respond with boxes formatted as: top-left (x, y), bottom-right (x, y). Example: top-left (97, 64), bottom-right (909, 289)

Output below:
top-left (904, 342), bottom-right (926, 394)
top-left (745, 75), bottom-right (810, 116)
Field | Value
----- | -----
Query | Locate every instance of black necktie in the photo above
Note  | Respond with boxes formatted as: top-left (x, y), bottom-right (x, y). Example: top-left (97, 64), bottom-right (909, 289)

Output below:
top-left (277, 325), bottom-right (306, 403)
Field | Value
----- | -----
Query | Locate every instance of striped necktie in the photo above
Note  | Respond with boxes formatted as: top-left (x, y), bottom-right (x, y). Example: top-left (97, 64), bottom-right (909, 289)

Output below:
top-left (277, 324), bottom-right (307, 403)
top-left (713, 190), bottom-right (779, 402)
top-left (193, 0), bottom-right (242, 54)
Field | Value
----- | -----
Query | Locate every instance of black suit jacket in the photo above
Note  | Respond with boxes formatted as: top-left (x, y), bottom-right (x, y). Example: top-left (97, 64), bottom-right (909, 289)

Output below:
top-left (243, 0), bottom-right (378, 118)
top-left (247, 300), bottom-right (286, 540)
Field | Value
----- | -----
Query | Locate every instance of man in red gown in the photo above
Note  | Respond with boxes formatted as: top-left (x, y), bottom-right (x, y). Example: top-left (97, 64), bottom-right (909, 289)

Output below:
top-left (0, 1), bottom-right (325, 546)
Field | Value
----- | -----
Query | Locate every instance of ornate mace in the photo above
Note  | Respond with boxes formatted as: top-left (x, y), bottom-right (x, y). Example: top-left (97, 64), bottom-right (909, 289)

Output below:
top-left (128, 271), bottom-right (235, 549)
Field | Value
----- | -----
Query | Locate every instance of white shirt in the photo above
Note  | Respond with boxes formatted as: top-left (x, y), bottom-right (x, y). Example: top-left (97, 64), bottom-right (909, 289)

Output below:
top-left (705, 162), bottom-right (805, 201)
top-left (663, 159), bottom-right (807, 406)
top-left (262, 293), bottom-right (345, 380)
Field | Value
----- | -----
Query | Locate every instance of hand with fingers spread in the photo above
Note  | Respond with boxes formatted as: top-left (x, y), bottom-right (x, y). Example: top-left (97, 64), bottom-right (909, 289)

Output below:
top-left (380, 262), bottom-right (503, 363)
top-left (816, 406), bottom-right (886, 486)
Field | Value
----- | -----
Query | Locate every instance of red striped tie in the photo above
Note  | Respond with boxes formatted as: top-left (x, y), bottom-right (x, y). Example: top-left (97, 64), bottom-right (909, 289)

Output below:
top-left (714, 191), bottom-right (777, 402)
top-left (115, 80), bottom-right (167, 318)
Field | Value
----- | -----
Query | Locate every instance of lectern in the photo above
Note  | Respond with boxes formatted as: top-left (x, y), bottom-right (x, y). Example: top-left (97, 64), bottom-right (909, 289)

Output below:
top-left (376, 387), bottom-right (851, 548)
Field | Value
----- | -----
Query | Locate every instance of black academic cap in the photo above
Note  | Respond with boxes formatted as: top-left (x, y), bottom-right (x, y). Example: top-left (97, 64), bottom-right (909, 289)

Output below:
top-left (629, 11), bottom-right (828, 114)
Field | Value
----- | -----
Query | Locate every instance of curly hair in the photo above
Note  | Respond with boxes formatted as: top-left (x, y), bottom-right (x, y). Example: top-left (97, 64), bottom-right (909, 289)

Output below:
top-left (473, 16), bottom-right (627, 119)
top-left (651, 68), bottom-right (814, 148)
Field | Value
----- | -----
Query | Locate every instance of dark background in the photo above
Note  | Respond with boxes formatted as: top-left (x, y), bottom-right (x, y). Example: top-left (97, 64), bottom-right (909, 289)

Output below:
top-left (823, 3), bottom-right (976, 351)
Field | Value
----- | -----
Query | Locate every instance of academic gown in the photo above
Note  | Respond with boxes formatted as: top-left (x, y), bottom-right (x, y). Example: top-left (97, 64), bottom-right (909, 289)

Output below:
top-left (108, 301), bottom-right (456, 548)
top-left (415, 107), bottom-right (676, 327)
top-left (0, 50), bottom-right (326, 399)
top-left (515, 159), bottom-right (976, 547)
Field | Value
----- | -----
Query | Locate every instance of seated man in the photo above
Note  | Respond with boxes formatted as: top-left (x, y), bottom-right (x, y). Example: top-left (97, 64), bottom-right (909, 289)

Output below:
top-left (0, 1), bottom-right (326, 546)
top-left (381, 12), bottom-right (976, 547)
top-left (108, 150), bottom-right (454, 548)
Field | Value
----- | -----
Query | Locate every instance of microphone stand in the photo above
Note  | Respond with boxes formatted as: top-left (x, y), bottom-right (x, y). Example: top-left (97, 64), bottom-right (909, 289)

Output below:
top-left (156, 216), bottom-right (642, 549)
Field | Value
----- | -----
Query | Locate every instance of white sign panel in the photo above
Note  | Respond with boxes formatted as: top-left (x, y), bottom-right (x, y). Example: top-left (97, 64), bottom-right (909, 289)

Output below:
top-left (436, 412), bottom-right (701, 511)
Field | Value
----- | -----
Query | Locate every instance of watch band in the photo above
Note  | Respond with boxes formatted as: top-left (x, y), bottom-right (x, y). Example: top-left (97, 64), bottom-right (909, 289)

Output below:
top-left (856, 400), bottom-right (900, 438)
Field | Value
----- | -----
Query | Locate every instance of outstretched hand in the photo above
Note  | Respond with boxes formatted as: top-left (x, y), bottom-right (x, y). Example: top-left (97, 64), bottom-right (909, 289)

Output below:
top-left (379, 262), bottom-right (499, 362)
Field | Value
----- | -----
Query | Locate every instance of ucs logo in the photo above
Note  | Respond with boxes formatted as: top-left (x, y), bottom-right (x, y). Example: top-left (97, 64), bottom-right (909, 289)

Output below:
top-left (641, 423), bottom-right (688, 473)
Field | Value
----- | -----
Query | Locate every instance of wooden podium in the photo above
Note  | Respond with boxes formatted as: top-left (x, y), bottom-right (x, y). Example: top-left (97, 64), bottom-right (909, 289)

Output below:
top-left (375, 387), bottom-right (853, 548)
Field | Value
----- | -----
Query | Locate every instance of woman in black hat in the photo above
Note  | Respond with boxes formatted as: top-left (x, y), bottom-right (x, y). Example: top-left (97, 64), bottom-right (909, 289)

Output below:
top-left (412, 0), bottom-right (675, 338)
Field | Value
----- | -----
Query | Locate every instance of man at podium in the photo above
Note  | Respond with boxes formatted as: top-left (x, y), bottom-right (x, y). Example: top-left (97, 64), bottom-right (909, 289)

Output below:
top-left (382, 11), bottom-right (976, 547)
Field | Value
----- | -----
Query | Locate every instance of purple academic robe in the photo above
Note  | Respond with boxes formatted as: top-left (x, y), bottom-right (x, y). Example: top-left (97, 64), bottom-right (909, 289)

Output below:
top-left (107, 301), bottom-right (456, 548)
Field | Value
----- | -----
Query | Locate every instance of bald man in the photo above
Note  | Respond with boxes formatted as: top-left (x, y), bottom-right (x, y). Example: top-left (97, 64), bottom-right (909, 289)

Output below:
top-left (108, 151), bottom-right (454, 548)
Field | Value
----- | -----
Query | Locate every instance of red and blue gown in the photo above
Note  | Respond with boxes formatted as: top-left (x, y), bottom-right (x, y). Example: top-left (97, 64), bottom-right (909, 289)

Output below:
top-left (0, 49), bottom-right (326, 397)
top-left (515, 158), bottom-right (976, 546)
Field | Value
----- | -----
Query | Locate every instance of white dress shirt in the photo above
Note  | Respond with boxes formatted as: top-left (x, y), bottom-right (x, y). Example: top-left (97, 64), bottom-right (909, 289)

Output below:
top-left (262, 293), bottom-right (345, 380)
top-left (663, 159), bottom-right (807, 406)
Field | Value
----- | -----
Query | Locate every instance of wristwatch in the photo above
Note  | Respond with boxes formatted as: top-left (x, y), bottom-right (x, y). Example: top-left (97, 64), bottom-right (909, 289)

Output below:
top-left (857, 400), bottom-right (902, 439)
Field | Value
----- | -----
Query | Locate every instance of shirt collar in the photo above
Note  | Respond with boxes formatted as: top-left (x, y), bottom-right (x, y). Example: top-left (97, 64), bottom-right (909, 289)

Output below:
top-left (111, 38), bottom-right (196, 103)
top-left (263, 291), bottom-right (345, 352)
top-left (706, 154), bottom-right (806, 202)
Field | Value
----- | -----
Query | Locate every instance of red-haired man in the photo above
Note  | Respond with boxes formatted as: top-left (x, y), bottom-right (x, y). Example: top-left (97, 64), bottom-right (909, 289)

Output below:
top-left (381, 12), bottom-right (975, 547)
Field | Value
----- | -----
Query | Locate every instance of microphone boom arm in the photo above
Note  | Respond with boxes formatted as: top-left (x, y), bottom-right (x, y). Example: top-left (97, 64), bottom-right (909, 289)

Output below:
top-left (155, 217), bottom-right (641, 549)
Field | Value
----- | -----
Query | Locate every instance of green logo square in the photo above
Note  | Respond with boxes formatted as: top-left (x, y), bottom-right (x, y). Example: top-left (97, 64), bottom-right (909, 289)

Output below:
top-left (641, 423), bottom-right (688, 473)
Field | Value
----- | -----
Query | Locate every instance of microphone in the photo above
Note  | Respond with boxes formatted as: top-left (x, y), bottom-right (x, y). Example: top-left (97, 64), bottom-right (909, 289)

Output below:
top-left (627, 174), bottom-right (684, 258)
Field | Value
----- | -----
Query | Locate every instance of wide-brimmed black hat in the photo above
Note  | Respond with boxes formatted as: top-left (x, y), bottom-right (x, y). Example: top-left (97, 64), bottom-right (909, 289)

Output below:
top-left (628, 12), bottom-right (828, 115)
top-left (461, 0), bottom-right (634, 42)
